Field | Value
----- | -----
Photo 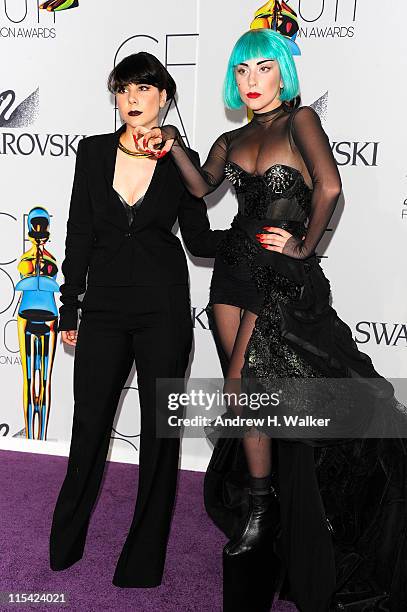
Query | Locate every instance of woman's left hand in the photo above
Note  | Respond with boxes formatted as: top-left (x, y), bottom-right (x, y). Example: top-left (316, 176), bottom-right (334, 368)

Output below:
top-left (256, 226), bottom-right (300, 253)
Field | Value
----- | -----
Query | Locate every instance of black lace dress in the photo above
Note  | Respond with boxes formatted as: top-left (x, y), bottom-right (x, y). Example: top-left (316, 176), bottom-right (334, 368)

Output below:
top-left (164, 104), bottom-right (407, 612)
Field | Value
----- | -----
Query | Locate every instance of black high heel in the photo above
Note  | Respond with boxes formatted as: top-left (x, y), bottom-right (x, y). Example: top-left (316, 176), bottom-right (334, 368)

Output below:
top-left (223, 485), bottom-right (280, 556)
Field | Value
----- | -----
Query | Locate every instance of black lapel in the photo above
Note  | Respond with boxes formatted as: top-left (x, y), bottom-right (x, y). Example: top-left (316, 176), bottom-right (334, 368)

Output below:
top-left (103, 123), bottom-right (125, 192)
top-left (102, 124), bottom-right (128, 231)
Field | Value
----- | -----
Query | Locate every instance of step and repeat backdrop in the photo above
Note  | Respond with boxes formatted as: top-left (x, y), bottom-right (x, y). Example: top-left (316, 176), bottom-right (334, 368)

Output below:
top-left (0, 0), bottom-right (406, 470)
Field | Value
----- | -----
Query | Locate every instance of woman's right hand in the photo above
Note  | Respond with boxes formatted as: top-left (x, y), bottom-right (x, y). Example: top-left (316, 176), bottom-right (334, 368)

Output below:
top-left (61, 330), bottom-right (78, 346)
top-left (133, 125), bottom-right (176, 158)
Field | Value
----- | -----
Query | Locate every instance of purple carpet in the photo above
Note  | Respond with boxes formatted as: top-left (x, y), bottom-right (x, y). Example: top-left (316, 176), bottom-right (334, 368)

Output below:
top-left (0, 450), bottom-right (297, 611)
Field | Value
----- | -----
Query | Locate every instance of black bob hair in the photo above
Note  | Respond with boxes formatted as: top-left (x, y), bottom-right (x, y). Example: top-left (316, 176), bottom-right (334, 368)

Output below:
top-left (107, 52), bottom-right (176, 100)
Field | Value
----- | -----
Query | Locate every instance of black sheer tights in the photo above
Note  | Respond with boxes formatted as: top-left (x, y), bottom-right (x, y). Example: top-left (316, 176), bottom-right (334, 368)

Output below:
top-left (212, 304), bottom-right (271, 478)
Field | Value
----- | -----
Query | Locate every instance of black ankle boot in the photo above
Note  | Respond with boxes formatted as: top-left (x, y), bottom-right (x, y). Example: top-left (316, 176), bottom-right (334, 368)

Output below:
top-left (224, 484), bottom-right (280, 556)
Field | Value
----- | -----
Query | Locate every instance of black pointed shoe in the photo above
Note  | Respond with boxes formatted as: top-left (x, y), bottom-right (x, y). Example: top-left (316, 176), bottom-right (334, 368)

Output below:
top-left (224, 485), bottom-right (280, 556)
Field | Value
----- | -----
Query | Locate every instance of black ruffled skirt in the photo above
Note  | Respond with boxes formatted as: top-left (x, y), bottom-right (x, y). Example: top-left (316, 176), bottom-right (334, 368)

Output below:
top-left (205, 230), bottom-right (407, 612)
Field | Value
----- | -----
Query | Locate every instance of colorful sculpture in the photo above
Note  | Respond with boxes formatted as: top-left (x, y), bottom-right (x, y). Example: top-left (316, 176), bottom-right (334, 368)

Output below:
top-left (39, 0), bottom-right (79, 12)
top-left (16, 208), bottom-right (59, 440)
top-left (251, 0), bottom-right (301, 55)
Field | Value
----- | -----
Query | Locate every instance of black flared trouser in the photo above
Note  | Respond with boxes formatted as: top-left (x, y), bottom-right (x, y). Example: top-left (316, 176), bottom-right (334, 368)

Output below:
top-left (49, 285), bottom-right (192, 587)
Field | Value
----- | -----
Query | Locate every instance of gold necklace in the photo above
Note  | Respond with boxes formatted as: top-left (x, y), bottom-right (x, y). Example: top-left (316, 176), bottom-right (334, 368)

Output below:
top-left (118, 138), bottom-right (154, 158)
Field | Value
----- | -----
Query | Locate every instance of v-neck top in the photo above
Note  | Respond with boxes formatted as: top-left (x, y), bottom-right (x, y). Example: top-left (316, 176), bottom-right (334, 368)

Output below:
top-left (57, 131), bottom-right (226, 332)
top-left (114, 189), bottom-right (144, 226)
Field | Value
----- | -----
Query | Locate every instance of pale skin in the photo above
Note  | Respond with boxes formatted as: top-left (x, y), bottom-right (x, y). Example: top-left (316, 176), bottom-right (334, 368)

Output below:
top-left (134, 56), bottom-right (304, 261)
top-left (62, 82), bottom-right (167, 346)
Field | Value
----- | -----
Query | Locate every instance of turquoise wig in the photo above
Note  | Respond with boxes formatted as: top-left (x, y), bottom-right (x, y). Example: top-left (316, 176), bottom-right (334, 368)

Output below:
top-left (223, 29), bottom-right (300, 109)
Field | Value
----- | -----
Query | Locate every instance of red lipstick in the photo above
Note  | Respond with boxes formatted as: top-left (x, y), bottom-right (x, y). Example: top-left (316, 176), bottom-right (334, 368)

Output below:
top-left (247, 92), bottom-right (261, 99)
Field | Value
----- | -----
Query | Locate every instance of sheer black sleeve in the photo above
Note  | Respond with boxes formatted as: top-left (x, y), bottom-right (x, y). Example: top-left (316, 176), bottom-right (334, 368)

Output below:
top-left (58, 138), bottom-right (94, 331)
top-left (161, 125), bottom-right (228, 198)
top-left (177, 149), bottom-right (226, 257)
top-left (282, 106), bottom-right (342, 259)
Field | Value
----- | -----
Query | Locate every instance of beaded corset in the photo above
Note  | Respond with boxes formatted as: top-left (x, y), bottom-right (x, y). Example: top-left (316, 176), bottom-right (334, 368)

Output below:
top-left (224, 160), bottom-right (312, 221)
top-left (218, 161), bottom-right (312, 272)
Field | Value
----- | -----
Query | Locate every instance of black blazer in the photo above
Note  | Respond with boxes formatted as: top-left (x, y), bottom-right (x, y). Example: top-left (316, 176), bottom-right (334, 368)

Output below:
top-left (58, 123), bottom-right (224, 331)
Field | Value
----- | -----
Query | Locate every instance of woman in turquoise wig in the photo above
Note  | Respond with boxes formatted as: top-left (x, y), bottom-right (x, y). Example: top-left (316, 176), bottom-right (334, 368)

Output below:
top-left (139, 28), bottom-right (407, 612)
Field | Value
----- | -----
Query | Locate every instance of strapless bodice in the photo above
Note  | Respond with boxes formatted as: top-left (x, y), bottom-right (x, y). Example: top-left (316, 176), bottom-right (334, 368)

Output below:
top-left (224, 161), bottom-right (312, 224)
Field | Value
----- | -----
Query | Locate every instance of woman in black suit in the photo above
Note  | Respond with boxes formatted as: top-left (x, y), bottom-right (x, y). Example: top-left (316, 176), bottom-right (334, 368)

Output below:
top-left (49, 52), bottom-right (223, 588)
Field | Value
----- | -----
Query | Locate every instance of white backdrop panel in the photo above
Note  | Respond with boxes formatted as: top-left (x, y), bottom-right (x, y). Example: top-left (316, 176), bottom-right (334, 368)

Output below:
top-left (1, 0), bottom-right (406, 471)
